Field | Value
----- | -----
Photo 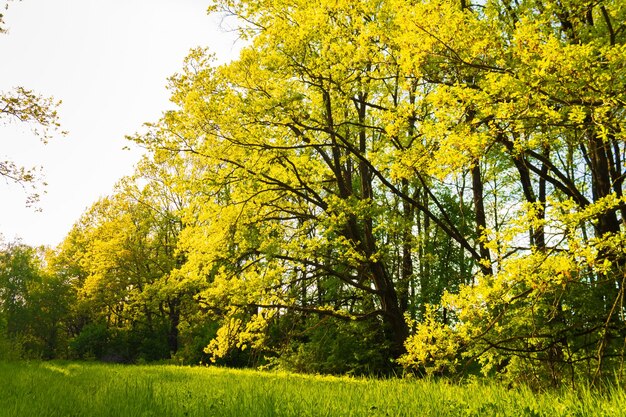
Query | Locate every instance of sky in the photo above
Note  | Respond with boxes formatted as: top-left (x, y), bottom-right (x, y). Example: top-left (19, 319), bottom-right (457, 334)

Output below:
top-left (0, 0), bottom-right (242, 247)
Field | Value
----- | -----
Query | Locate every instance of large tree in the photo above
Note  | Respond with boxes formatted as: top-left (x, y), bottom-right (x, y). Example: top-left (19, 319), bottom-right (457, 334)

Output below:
top-left (390, 0), bottom-right (626, 386)
top-left (136, 0), bottom-right (490, 363)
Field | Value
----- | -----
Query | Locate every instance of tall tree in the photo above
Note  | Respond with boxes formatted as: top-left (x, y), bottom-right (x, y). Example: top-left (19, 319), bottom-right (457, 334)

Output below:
top-left (392, 0), bottom-right (626, 385)
top-left (136, 0), bottom-right (489, 364)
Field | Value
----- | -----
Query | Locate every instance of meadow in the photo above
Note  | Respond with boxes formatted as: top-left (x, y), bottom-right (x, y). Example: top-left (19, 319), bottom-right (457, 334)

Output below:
top-left (0, 361), bottom-right (625, 416)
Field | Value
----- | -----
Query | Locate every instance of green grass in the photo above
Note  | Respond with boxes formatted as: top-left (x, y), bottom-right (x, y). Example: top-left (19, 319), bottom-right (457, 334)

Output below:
top-left (0, 361), bottom-right (624, 416)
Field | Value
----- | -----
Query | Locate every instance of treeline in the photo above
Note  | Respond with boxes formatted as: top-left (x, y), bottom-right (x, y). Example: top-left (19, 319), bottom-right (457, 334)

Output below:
top-left (2, 0), bottom-right (626, 388)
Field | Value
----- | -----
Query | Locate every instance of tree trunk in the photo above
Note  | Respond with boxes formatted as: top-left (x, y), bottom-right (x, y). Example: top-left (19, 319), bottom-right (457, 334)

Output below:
top-left (167, 297), bottom-right (180, 354)
top-left (471, 163), bottom-right (492, 275)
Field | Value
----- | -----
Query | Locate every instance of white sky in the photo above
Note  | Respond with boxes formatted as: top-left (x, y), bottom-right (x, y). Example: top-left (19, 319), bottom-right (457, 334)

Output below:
top-left (0, 0), bottom-right (241, 247)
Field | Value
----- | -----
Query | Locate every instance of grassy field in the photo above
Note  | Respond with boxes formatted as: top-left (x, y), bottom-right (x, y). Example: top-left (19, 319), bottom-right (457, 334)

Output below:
top-left (0, 361), bottom-right (624, 416)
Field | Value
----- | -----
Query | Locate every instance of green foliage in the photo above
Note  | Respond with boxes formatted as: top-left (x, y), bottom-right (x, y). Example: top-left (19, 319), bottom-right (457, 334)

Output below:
top-left (0, 241), bottom-right (72, 359)
top-left (272, 316), bottom-right (392, 376)
top-left (69, 321), bottom-right (108, 360)
top-left (69, 321), bottom-right (172, 363)
top-left (172, 319), bottom-right (220, 365)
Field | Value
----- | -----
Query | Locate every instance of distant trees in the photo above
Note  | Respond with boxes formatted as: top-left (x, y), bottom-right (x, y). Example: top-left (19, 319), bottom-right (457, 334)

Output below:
top-left (0, 241), bottom-right (72, 359)
top-left (48, 154), bottom-right (204, 363)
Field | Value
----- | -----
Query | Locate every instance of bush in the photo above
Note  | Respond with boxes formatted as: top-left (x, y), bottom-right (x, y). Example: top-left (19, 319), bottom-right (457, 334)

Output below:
top-left (274, 316), bottom-right (393, 376)
top-left (70, 322), bottom-right (109, 360)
